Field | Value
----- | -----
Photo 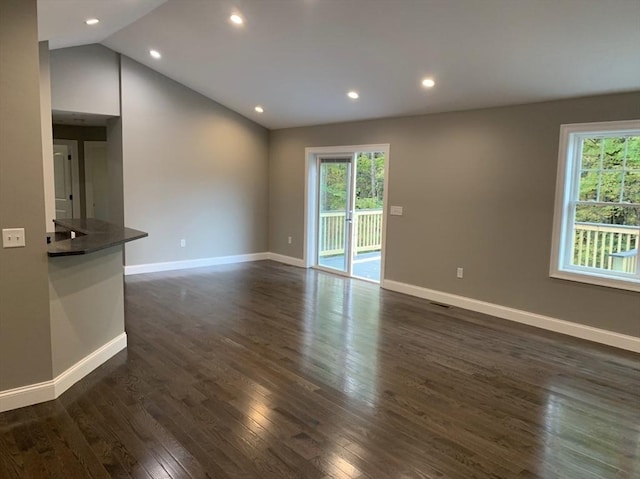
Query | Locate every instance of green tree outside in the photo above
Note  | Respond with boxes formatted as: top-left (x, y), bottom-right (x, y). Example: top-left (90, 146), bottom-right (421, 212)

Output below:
top-left (577, 135), bottom-right (640, 226)
top-left (355, 152), bottom-right (385, 209)
top-left (319, 152), bottom-right (385, 211)
top-left (573, 135), bottom-right (639, 270)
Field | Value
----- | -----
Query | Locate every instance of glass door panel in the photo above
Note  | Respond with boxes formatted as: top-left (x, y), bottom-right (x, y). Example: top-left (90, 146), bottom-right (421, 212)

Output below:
top-left (352, 151), bottom-right (385, 282)
top-left (317, 158), bottom-right (353, 273)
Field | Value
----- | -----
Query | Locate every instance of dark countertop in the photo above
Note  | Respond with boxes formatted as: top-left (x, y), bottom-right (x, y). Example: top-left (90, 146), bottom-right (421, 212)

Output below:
top-left (47, 218), bottom-right (148, 257)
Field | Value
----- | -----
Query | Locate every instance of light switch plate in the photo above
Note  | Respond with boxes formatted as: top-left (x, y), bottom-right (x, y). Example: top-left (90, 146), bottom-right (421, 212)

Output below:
top-left (390, 206), bottom-right (403, 216)
top-left (2, 228), bottom-right (26, 248)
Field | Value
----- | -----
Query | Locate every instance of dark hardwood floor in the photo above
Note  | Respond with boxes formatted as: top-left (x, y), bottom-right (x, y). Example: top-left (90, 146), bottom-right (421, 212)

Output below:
top-left (1, 261), bottom-right (639, 478)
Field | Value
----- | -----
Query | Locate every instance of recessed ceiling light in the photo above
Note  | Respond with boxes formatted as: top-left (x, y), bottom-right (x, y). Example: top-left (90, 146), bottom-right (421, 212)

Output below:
top-left (347, 91), bottom-right (359, 100)
top-left (149, 49), bottom-right (162, 59)
top-left (230, 14), bottom-right (244, 25)
top-left (421, 78), bottom-right (436, 88)
top-left (255, 106), bottom-right (264, 113)
top-left (85, 18), bottom-right (99, 26)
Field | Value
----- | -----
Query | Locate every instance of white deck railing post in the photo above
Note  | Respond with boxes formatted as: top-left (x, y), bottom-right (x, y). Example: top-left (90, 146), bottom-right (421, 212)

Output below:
top-left (319, 209), bottom-right (383, 257)
top-left (573, 223), bottom-right (638, 272)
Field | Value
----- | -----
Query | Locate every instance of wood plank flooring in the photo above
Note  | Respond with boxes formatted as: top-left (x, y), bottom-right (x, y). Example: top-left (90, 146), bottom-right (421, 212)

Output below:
top-left (1, 261), bottom-right (639, 478)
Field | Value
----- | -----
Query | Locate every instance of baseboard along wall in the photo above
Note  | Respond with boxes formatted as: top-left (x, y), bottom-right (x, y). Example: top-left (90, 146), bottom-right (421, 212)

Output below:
top-left (124, 252), bottom-right (270, 275)
top-left (382, 279), bottom-right (640, 353)
top-left (0, 333), bottom-right (127, 413)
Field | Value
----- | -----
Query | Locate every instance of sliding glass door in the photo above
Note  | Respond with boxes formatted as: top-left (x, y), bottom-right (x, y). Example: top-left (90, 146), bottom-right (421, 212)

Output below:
top-left (317, 157), bottom-right (355, 274)
top-left (315, 151), bottom-right (386, 282)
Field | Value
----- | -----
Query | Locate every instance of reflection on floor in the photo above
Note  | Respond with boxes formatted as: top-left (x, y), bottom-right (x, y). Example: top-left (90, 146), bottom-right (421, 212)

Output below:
top-left (319, 251), bottom-right (381, 281)
top-left (1, 261), bottom-right (638, 479)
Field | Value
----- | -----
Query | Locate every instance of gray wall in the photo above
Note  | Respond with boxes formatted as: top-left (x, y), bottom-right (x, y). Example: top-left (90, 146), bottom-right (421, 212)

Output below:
top-left (269, 92), bottom-right (640, 337)
top-left (50, 44), bottom-right (120, 116)
top-left (39, 41), bottom-right (55, 229)
top-left (106, 118), bottom-right (125, 227)
top-left (0, 0), bottom-right (52, 391)
top-left (53, 124), bottom-right (108, 141)
top-left (49, 246), bottom-right (124, 377)
top-left (120, 56), bottom-right (269, 266)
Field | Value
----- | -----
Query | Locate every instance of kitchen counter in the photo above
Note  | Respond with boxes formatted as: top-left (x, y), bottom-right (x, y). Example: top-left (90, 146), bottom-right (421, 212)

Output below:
top-left (45, 217), bottom-right (147, 393)
top-left (47, 218), bottom-right (147, 257)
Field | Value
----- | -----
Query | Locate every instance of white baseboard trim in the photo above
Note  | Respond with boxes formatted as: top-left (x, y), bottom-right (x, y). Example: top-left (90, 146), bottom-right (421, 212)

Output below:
top-left (0, 380), bottom-right (53, 414)
top-left (124, 253), bottom-right (270, 275)
top-left (0, 333), bottom-right (127, 413)
top-left (267, 253), bottom-right (306, 268)
top-left (382, 280), bottom-right (640, 353)
top-left (124, 252), bottom-right (307, 275)
top-left (53, 333), bottom-right (127, 398)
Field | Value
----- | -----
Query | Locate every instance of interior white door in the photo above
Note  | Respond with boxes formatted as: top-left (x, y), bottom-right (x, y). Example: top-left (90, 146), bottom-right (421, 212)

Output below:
top-left (84, 141), bottom-right (109, 220)
top-left (53, 144), bottom-right (73, 218)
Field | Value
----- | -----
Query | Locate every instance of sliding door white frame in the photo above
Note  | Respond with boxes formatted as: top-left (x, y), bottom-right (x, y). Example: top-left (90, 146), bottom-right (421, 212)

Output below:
top-left (304, 143), bottom-right (391, 283)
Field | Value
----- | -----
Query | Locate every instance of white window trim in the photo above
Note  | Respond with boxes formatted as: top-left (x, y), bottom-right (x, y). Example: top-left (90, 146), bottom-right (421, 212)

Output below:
top-left (550, 119), bottom-right (640, 293)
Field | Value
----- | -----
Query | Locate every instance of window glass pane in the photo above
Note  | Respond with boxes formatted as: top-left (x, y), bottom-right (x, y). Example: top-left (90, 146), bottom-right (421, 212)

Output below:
top-left (575, 204), bottom-right (639, 226)
top-left (623, 172), bottom-right (640, 204)
top-left (627, 136), bottom-right (640, 169)
top-left (572, 205), bottom-right (639, 272)
top-left (600, 171), bottom-right (623, 202)
top-left (602, 137), bottom-right (626, 169)
top-left (581, 138), bottom-right (601, 169)
top-left (318, 161), bottom-right (350, 272)
top-left (578, 170), bottom-right (598, 201)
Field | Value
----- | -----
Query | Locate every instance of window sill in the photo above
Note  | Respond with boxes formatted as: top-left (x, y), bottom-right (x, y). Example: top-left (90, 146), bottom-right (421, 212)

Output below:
top-left (551, 269), bottom-right (640, 293)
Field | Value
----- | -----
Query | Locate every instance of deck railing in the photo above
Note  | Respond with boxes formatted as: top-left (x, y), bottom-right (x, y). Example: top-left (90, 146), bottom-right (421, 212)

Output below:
top-left (573, 222), bottom-right (638, 273)
top-left (319, 209), bottom-right (383, 256)
top-left (319, 213), bottom-right (639, 273)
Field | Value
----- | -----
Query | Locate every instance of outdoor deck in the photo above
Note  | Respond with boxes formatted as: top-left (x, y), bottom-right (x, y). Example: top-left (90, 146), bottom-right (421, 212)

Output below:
top-left (319, 251), bottom-right (382, 282)
top-left (318, 211), bottom-right (638, 281)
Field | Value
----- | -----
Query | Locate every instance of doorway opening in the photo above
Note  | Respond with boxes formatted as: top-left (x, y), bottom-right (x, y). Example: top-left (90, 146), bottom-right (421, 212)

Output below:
top-left (52, 140), bottom-right (80, 219)
top-left (50, 115), bottom-right (119, 225)
top-left (305, 144), bottom-right (390, 283)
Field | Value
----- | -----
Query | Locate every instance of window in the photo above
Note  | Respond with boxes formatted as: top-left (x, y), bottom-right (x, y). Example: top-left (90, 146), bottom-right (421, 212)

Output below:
top-left (551, 120), bottom-right (640, 292)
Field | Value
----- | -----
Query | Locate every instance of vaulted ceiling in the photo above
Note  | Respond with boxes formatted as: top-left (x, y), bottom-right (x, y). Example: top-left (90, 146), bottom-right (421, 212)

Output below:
top-left (38, 0), bottom-right (640, 129)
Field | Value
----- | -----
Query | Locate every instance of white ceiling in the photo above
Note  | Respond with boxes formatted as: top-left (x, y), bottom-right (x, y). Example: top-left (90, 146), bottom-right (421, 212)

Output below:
top-left (38, 0), bottom-right (167, 49)
top-left (38, 0), bottom-right (640, 129)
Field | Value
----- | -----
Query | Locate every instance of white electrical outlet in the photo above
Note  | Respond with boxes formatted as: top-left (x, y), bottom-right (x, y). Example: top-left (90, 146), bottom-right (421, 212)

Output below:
top-left (2, 228), bottom-right (26, 248)
top-left (457, 267), bottom-right (464, 279)
top-left (180, 239), bottom-right (186, 248)
top-left (287, 236), bottom-right (292, 244)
